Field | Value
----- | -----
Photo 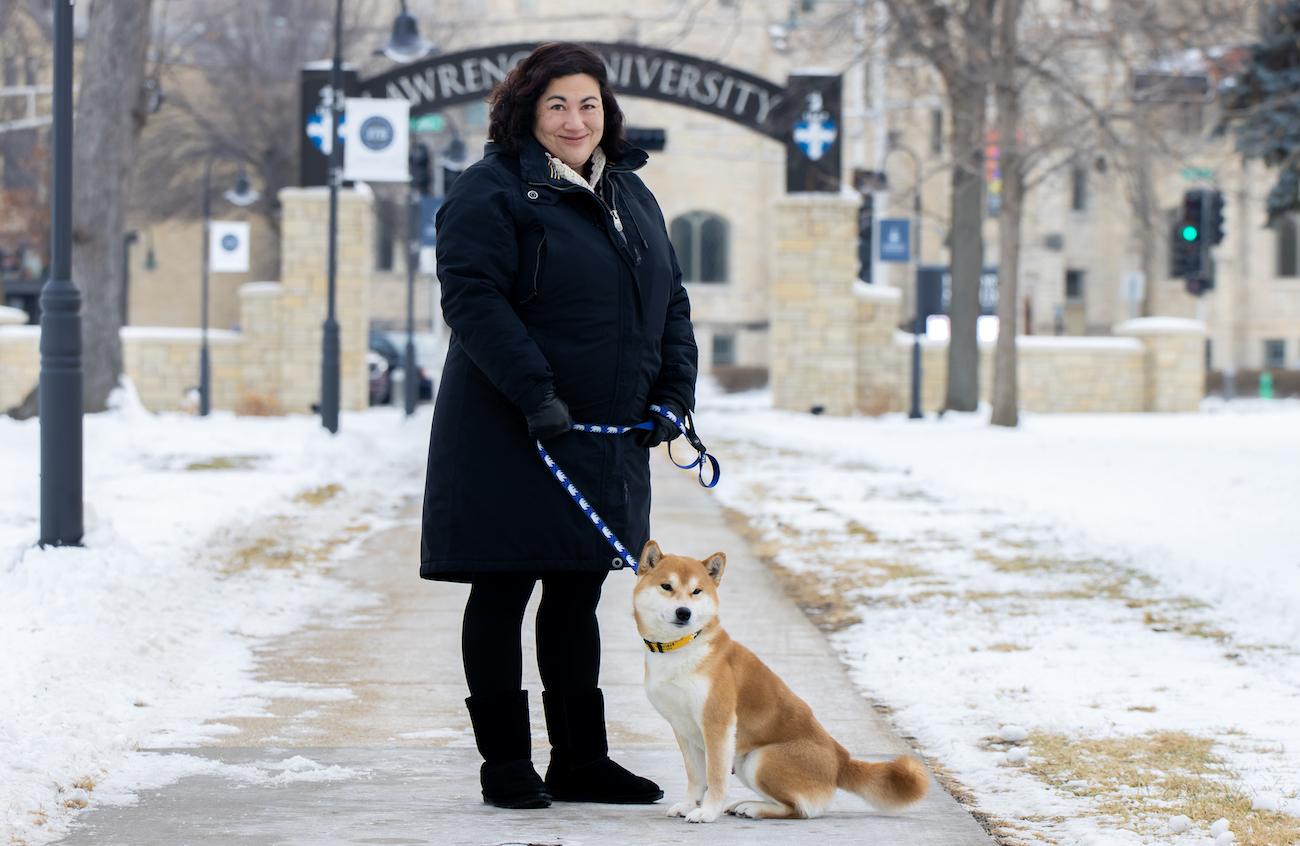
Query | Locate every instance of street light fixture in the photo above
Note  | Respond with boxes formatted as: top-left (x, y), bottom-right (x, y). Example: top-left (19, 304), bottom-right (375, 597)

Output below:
top-left (39, 0), bottom-right (81, 546)
top-left (382, 1), bottom-right (436, 64)
top-left (884, 139), bottom-right (924, 420)
top-left (199, 161), bottom-right (259, 417)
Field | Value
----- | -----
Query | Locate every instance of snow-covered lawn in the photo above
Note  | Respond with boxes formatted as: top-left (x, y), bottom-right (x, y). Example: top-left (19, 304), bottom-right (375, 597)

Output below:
top-left (1, 387), bottom-right (430, 845)
top-left (695, 390), bottom-right (1300, 846)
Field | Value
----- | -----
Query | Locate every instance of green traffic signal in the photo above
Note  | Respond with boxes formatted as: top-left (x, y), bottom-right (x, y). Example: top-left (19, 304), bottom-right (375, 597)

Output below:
top-left (1181, 225), bottom-right (1199, 242)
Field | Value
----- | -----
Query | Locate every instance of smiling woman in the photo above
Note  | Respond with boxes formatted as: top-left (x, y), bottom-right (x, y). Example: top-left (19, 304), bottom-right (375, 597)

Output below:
top-left (420, 42), bottom-right (699, 812)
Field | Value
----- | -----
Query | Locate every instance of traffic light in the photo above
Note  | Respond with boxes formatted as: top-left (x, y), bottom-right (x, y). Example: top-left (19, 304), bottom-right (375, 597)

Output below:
top-left (409, 143), bottom-right (431, 195)
top-left (625, 127), bottom-right (667, 151)
top-left (1206, 189), bottom-right (1226, 245)
top-left (1170, 188), bottom-right (1222, 295)
top-left (1170, 193), bottom-right (1204, 279)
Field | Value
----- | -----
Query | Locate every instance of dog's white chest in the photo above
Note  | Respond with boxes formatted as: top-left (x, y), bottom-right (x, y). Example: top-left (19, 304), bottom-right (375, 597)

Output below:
top-left (644, 655), bottom-right (711, 739)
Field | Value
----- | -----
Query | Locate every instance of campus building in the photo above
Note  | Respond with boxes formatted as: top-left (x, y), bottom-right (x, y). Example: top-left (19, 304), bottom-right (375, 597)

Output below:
top-left (6, 1), bottom-right (1298, 402)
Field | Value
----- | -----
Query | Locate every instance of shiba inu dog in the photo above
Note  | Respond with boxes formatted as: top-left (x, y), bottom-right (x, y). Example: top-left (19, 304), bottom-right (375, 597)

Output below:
top-left (633, 540), bottom-right (929, 823)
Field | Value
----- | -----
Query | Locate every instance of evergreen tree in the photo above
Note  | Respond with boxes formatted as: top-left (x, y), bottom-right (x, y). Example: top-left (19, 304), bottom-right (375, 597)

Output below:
top-left (1220, 0), bottom-right (1300, 223)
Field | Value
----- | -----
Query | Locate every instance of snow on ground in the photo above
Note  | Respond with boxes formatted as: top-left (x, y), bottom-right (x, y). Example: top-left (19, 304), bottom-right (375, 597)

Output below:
top-left (0, 384), bottom-right (430, 845)
top-left (695, 386), bottom-right (1300, 846)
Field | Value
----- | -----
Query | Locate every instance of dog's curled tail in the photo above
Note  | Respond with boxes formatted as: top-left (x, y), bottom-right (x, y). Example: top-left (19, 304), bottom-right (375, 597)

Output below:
top-left (838, 755), bottom-right (929, 809)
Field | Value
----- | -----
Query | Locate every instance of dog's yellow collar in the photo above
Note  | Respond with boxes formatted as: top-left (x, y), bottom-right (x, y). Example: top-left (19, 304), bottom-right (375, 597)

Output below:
top-left (643, 631), bottom-right (701, 653)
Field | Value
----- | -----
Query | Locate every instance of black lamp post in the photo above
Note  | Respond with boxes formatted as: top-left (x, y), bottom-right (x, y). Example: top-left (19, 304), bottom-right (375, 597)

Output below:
top-left (886, 141), bottom-right (924, 420)
top-left (38, 0), bottom-right (81, 547)
top-left (199, 163), bottom-right (259, 416)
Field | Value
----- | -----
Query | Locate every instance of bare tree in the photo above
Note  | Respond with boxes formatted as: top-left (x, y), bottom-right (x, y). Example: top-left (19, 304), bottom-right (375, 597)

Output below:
top-left (880, 0), bottom-right (997, 413)
top-left (990, 0), bottom-right (1022, 427)
top-left (130, 0), bottom-right (385, 280)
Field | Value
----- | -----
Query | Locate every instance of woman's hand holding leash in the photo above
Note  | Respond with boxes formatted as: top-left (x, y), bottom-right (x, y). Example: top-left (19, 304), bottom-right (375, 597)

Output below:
top-left (635, 401), bottom-right (683, 449)
top-left (526, 389), bottom-right (573, 440)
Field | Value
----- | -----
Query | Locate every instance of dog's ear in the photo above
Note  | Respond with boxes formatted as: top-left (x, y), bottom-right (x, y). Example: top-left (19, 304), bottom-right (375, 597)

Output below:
top-left (639, 540), bottom-right (664, 572)
top-left (703, 552), bottom-right (726, 585)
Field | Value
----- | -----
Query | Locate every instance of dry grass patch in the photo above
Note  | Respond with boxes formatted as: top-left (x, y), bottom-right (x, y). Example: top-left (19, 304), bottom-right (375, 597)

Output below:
top-left (1026, 731), bottom-right (1300, 845)
top-left (1142, 611), bottom-right (1230, 642)
top-left (185, 455), bottom-right (264, 471)
top-left (768, 563), bottom-right (862, 632)
top-left (985, 642), bottom-right (1030, 653)
top-left (293, 483), bottom-right (342, 506)
top-left (224, 537), bottom-right (299, 573)
top-left (70, 776), bottom-right (95, 792)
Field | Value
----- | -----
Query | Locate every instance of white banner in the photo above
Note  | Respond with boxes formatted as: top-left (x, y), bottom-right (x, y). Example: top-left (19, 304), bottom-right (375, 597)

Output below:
top-left (208, 221), bottom-right (250, 273)
top-left (343, 98), bottom-right (410, 183)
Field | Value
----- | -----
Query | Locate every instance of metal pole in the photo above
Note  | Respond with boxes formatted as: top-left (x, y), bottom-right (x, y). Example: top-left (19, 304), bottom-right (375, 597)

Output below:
top-left (122, 232), bottom-right (138, 326)
top-left (200, 159), bottom-right (213, 417)
top-left (403, 183), bottom-right (418, 416)
top-left (39, 0), bottom-right (82, 547)
top-left (320, 0), bottom-right (343, 433)
top-left (908, 171), bottom-right (924, 419)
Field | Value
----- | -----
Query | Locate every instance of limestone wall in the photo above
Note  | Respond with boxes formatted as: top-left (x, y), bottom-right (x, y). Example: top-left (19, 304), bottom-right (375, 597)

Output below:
top-left (277, 187), bottom-right (373, 415)
top-left (770, 193), bottom-right (862, 416)
top-left (885, 333), bottom-right (1147, 414)
top-left (0, 307), bottom-right (38, 410)
top-left (855, 282), bottom-right (903, 414)
top-left (0, 187), bottom-right (373, 417)
top-left (1115, 318), bottom-right (1208, 413)
top-left (121, 327), bottom-right (243, 411)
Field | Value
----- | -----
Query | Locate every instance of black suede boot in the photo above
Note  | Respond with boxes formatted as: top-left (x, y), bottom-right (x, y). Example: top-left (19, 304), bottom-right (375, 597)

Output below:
top-left (465, 691), bottom-right (551, 809)
top-left (542, 688), bottom-right (663, 804)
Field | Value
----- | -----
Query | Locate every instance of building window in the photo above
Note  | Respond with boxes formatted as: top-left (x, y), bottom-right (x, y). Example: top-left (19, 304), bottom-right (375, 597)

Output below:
top-left (930, 108), bottom-right (944, 155)
top-left (1070, 163), bottom-right (1088, 212)
top-left (1065, 269), bottom-right (1085, 301)
top-left (1277, 215), bottom-right (1299, 278)
top-left (1264, 339), bottom-right (1286, 369)
top-left (712, 333), bottom-right (737, 366)
top-left (670, 211), bottom-right (729, 283)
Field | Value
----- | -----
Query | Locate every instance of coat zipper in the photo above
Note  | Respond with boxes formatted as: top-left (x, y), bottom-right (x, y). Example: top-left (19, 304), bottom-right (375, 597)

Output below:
top-left (527, 179), bottom-right (630, 253)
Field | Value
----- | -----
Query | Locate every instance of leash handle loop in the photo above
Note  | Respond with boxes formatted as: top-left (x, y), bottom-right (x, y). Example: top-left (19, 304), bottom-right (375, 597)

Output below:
top-left (539, 404), bottom-right (722, 574)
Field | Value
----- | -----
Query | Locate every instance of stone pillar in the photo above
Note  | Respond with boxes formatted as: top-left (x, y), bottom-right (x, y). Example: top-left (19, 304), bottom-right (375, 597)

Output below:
top-left (770, 193), bottom-right (860, 416)
top-left (1114, 317), bottom-right (1207, 412)
top-left (277, 185), bottom-right (373, 415)
top-left (855, 282), bottom-right (902, 414)
top-left (236, 281), bottom-right (285, 414)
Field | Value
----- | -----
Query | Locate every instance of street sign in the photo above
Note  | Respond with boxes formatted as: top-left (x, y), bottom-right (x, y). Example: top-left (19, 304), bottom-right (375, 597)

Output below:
top-left (343, 98), bottom-right (410, 182)
top-left (879, 218), bottom-right (910, 263)
top-left (208, 221), bottom-right (250, 273)
top-left (411, 113), bottom-right (445, 133)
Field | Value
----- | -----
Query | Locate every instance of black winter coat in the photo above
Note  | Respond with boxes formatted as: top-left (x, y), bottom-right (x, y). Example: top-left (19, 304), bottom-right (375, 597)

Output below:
top-left (420, 137), bottom-right (698, 582)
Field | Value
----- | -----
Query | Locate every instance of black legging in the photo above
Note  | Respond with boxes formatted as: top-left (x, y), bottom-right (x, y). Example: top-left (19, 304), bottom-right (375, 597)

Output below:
top-left (462, 572), bottom-right (608, 697)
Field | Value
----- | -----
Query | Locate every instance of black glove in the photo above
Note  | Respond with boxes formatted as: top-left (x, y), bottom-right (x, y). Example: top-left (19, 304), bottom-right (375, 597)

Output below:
top-left (636, 403), bottom-right (683, 449)
top-left (526, 389), bottom-right (572, 441)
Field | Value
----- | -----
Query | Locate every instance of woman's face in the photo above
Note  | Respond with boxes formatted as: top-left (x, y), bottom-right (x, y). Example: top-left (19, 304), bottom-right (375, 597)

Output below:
top-left (532, 73), bottom-right (604, 172)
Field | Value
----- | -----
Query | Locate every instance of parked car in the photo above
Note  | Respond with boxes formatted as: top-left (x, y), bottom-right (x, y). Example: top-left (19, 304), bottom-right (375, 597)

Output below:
top-left (368, 329), bottom-right (437, 403)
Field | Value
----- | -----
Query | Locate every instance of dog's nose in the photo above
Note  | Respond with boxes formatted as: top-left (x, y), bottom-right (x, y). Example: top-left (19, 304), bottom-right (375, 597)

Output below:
top-left (675, 607), bottom-right (692, 623)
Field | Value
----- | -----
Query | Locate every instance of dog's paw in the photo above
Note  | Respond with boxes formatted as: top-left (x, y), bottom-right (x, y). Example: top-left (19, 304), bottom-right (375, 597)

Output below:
top-left (667, 801), bottom-right (698, 818)
top-left (727, 801), bottom-right (765, 819)
top-left (685, 806), bottom-right (720, 823)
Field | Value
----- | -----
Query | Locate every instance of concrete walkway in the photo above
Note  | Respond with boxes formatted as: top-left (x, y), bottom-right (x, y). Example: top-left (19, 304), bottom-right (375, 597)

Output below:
top-left (57, 454), bottom-right (992, 845)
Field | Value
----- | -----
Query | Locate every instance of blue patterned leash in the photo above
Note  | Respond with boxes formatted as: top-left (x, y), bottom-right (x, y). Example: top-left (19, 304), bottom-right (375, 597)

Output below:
top-left (535, 403), bottom-right (720, 573)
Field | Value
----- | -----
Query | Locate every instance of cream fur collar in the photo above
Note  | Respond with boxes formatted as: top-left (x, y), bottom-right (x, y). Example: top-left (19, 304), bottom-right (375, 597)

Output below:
top-left (545, 147), bottom-right (607, 193)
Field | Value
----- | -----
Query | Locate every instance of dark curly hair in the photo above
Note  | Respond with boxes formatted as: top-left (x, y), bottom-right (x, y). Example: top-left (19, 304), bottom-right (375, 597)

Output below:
top-left (487, 42), bottom-right (625, 159)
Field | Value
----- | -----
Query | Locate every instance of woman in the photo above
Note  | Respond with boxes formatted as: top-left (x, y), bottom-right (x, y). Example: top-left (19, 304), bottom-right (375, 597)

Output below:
top-left (420, 42), bottom-right (698, 810)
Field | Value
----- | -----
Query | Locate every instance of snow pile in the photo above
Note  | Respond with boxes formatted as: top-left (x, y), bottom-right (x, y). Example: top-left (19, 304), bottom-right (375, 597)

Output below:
top-left (0, 404), bottom-right (430, 845)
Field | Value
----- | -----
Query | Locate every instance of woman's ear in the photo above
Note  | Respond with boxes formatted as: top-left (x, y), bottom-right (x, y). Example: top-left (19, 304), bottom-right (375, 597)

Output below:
top-left (639, 540), bottom-right (664, 572)
top-left (703, 552), bottom-right (726, 585)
